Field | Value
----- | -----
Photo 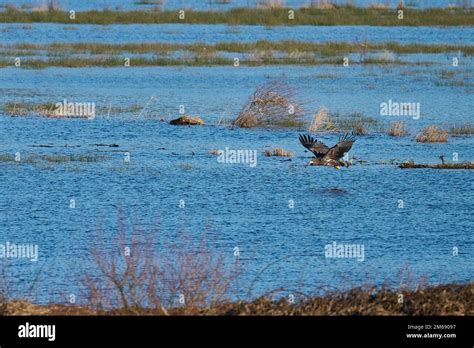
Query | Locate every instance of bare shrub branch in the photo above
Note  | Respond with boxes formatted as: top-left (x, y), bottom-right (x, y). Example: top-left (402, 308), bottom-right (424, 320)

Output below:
top-left (83, 210), bottom-right (242, 314)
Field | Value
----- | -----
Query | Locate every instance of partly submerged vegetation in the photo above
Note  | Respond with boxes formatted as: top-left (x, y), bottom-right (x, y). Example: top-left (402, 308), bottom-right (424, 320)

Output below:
top-left (0, 56), bottom-right (435, 69)
top-left (387, 121), bottom-right (409, 137)
top-left (0, 6), bottom-right (473, 26)
top-left (400, 160), bottom-right (474, 169)
top-left (308, 107), bottom-right (380, 135)
top-left (3, 101), bottom-right (142, 117)
top-left (415, 125), bottom-right (449, 143)
top-left (449, 123), bottom-right (473, 136)
top-left (1, 40), bottom-right (471, 68)
top-left (264, 148), bottom-right (294, 157)
top-left (3, 101), bottom-right (58, 116)
top-left (0, 153), bottom-right (107, 164)
top-left (3, 99), bottom-right (472, 146)
top-left (2, 41), bottom-right (473, 56)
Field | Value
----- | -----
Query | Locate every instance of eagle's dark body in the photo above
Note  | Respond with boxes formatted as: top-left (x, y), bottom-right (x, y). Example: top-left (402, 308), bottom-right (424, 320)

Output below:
top-left (299, 133), bottom-right (355, 168)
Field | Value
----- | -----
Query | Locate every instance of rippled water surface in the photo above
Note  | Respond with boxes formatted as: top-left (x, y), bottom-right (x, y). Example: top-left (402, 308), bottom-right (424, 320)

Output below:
top-left (0, 6), bottom-right (473, 302)
top-left (2, 23), bottom-right (474, 45)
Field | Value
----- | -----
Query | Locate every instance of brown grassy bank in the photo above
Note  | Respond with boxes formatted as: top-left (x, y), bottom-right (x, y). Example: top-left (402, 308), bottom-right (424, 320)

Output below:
top-left (3, 283), bottom-right (472, 315)
top-left (400, 161), bottom-right (474, 169)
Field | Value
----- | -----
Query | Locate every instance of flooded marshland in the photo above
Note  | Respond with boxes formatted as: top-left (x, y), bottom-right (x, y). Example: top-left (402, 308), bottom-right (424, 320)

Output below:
top-left (0, 7), bottom-right (473, 304)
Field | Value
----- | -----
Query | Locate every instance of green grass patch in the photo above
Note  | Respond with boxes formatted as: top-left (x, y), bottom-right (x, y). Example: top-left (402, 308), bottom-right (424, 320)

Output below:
top-left (0, 154), bottom-right (17, 162)
top-left (0, 7), bottom-right (473, 26)
top-left (0, 40), bottom-right (466, 68)
top-left (3, 102), bottom-right (57, 116)
top-left (39, 154), bottom-right (106, 163)
top-left (2, 101), bottom-right (143, 116)
top-left (1, 40), bottom-right (467, 69)
top-left (326, 111), bottom-right (381, 134)
top-left (435, 79), bottom-right (474, 87)
top-left (2, 41), bottom-right (472, 56)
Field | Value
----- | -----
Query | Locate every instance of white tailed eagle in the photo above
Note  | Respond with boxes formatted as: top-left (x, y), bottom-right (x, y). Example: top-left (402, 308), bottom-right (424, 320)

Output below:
top-left (299, 133), bottom-right (355, 168)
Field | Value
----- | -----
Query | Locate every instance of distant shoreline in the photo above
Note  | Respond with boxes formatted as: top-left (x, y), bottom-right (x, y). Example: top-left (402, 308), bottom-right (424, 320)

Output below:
top-left (0, 7), bottom-right (473, 26)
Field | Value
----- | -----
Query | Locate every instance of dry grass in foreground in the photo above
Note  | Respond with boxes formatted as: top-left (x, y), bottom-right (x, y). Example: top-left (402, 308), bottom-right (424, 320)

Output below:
top-left (2, 283), bottom-right (472, 316)
top-left (415, 126), bottom-right (449, 143)
top-left (1, 211), bottom-right (471, 316)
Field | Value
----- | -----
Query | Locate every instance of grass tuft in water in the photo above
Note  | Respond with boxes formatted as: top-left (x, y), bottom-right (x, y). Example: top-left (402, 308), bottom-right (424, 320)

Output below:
top-left (308, 108), bottom-right (380, 135)
top-left (387, 121), bottom-right (409, 137)
top-left (0, 154), bottom-right (17, 162)
top-left (415, 126), bottom-right (449, 143)
top-left (449, 123), bottom-right (473, 136)
top-left (264, 148), bottom-right (293, 157)
top-left (0, 153), bottom-right (107, 163)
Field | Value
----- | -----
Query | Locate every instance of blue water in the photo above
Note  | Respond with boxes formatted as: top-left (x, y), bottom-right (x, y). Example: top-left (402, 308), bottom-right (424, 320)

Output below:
top-left (0, 63), bottom-right (473, 303)
top-left (2, 23), bottom-right (474, 45)
top-left (1, 65), bottom-right (472, 125)
top-left (0, 0), bottom-right (471, 11)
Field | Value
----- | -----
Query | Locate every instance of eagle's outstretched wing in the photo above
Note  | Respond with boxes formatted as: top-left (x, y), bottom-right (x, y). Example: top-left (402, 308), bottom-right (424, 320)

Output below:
top-left (299, 134), bottom-right (330, 158)
top-left (324, 133), bottom-right (355, 160)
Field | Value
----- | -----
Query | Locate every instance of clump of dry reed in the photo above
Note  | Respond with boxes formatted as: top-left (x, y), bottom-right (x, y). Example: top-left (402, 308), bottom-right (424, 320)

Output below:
top-left (309, 107), bottom-right (336, 133)
top-left (415, 126), bottom-right (448, 143)
top-left (309, 108), bottom-right (377, 135)
top-left (201, 282), bottom-right (472, 315)
top-left (351, 121), bottom-right (367, 135)
top-left (233, 81), bottom-right (305, 128)
top-left (387, 121), bottom-right (408, 136)
top-left (264, 148), bottom-right (293, 157)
